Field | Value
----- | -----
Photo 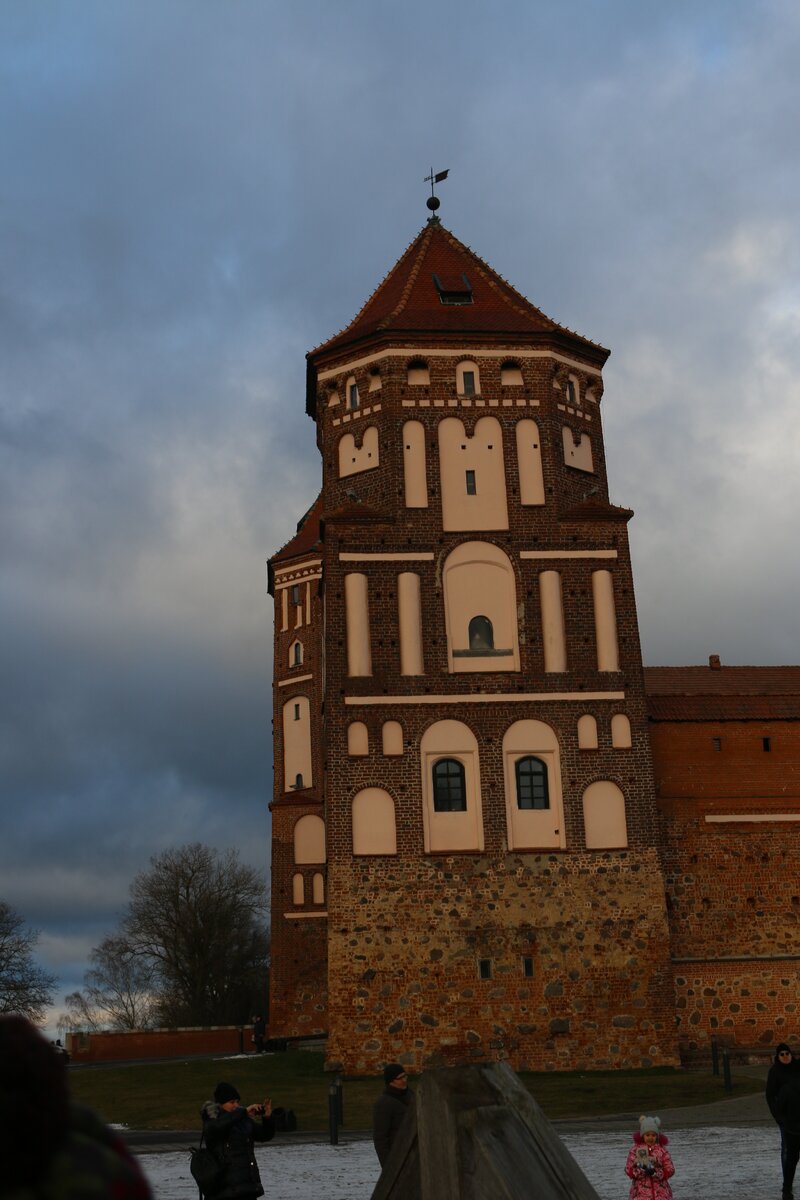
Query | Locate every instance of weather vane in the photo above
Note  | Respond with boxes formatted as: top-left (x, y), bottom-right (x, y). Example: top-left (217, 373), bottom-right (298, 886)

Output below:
top-left (424, 167), bottom-right (449, 220)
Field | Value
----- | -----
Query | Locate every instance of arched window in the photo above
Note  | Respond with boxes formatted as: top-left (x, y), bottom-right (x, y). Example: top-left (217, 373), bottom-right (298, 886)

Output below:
top-left (515, 757), bottom-right (549, 810)
top-left (420, 720), bottom-right (483, 852)
top-left (432, 758), bottom-right (467, 812)
top-left (502, 720), bottom-right (565, 850)
top-left (456, 360), bottom-right (480, 396)
top-left (290, 640), bottom-right (303, 667)
top-left (443, 542), bottom-right (519, 673)
top-left (468, 615), bottom-right (494, 652)
top-left (293, 773), bottom-right (304, 790)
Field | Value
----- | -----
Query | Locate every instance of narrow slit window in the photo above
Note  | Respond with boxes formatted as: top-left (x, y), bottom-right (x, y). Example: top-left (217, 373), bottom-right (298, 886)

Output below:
top-left (522, 956), bottom-right (534, 978)
top-left (294, 773), bottom-right (304, 790)
top-left (291, 584), bottom-right (301, 606)
top-left (763, 737), bottom-right (772, 752)
top-left (465, 469), bottom-right (476, 495)
top-left (293, 703), bottom-right (300, 721)
top-left (712, 737), bottom-right (722, 752)
top-left (462, 371), bottom-right (476, 396)
top-left (348, 382), bottom-right (359, 410)
top-left (478, 958), bottom-right (492, 980)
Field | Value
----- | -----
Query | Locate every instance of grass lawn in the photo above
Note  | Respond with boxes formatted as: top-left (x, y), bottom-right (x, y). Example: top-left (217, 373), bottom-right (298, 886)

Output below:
top-left (67, 1051), bottom-right (764, 1132)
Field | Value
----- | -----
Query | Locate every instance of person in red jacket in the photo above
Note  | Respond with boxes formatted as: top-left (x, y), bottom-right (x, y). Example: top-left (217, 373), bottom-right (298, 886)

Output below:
top-left (624, 1115), bottom-right (675, 1200)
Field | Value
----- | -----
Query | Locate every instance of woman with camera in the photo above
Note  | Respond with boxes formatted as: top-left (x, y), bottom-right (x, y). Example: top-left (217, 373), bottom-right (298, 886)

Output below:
top-left (200, 1081), bottom-right (275, 1198)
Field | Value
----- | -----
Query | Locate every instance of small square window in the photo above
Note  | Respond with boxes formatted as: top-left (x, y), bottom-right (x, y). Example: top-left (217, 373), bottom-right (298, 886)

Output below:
top-left (462, 371), bottom-right (476, 396)
top-left (522, 956), bottom-right (534, 978)
top-left (478, 958), bottom-right (492, 980)
top-left (465, 470), bottom-right (476, 495)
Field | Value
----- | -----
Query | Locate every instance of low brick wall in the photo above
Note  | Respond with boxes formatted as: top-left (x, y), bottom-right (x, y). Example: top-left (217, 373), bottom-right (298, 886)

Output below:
top-left (65, 1025), bottom-right (249, 1063)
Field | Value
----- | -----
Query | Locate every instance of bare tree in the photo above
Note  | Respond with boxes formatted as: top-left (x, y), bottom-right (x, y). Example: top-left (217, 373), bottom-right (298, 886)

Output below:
top-left (59, 934), bottom-right (158, 1032)
top-left (123, 843), bottom-right (269, 1026)
top-left (0, 900), bottom-right (57, 1022)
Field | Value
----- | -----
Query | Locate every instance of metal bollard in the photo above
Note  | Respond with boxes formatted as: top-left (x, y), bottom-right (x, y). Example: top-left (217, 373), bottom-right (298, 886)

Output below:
top-left (711, 1037), bottom-right (719, 1076)
top-left (722, 1048), bottom-right (732, 1094)
top-left (328, 1082), bottom-right (339, 1145)
top-left (336, 1074), bottom-right (344, 1126)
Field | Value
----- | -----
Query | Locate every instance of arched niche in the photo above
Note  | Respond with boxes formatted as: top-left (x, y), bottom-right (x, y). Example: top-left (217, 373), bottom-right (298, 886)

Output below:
top-left (338, 426), bottom-right (379, 478)
top-left (420, 720), bottom-right (483, 853)
top-left (502, 720), bottom-right (565, 850)
top-left (577, 714), bottom-right (599, 750)
top-left (293, 814), bottom-right (326, 864)
top-left (282, 696), bottom-right (312, 792)
top-left (582, 781), bottom-right (628, 849)
top-left (443, 541), bottom-right (519, 673)
top-left (438, 415), bottom-right (508, 532)
top-left (402, 420), bottom-right (428, 508)
top-left (292, 873), bottom-right (305, 905)
top-left (352, 788), bottom-right (397, 855)
top-left (382, 721), bottom-right (403, 756)
top-left (347, 721), bottom-right (369, 756)
top-left (515, 419), bottom-right (545, 506)
top-left (611, 713), bottom-right (632, 749)
top-left (312, 872), bottom-right (325, 904)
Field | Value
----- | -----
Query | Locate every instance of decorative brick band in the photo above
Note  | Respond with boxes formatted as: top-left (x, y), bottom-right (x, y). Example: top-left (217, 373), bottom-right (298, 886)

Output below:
top-left (344, 691), bottom-right (626, 706)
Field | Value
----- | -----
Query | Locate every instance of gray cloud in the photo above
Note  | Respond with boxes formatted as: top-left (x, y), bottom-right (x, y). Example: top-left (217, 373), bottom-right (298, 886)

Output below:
top-left (1, 0), bottom-right (799, 1028)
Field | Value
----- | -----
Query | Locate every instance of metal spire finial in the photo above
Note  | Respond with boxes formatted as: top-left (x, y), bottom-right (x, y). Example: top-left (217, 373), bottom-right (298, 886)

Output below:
top-left (424, 167), bottom-right (449, 222)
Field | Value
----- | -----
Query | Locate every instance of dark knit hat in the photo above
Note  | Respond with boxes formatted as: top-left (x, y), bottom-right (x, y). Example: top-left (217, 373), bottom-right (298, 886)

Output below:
top-left (214, 1082), bottom-right (240, 1104)
top-left (383, 1063), bottom-right (406, 1085)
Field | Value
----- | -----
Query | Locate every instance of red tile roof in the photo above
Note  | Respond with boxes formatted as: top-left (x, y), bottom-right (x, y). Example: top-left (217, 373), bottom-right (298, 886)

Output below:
top-left (271, 492), bottom-right (323, 566)
top-left (310, 222), bottom-right (608, 361)
top-left (644, 665), bottom-right (800, 721)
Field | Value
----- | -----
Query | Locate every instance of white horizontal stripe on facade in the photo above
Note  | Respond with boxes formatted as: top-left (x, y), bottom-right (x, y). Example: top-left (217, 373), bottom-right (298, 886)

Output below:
top-left (344, 692), bottom-right (625, 706)
top-left (277, 674), bottom-right (313, 688)
top-left (317, 347), bottom-right (603, 383)
top-left (520, 550), bottom-right (618, 560)
top-left (704, 813), bottom-right (800, 824)
top-left (338, 552), bottom-right (435, 562)
top-left (284, 911), bottom-right (328, 920)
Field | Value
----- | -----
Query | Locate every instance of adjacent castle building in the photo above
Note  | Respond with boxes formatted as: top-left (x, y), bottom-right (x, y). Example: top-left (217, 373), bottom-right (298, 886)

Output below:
top-left (267, 217), bottom-right (800, 1073)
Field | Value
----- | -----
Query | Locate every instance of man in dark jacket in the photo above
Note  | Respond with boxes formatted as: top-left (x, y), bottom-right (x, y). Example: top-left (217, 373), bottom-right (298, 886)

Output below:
top-left (201, 1081), bottom-right (276, 1199)
top-left (776, 1070), bottom-right (800, 1200)
top-left (768, 1043), bottom-right (800, 1197)
top-left (373, 1063), bottom-right (414, 1167)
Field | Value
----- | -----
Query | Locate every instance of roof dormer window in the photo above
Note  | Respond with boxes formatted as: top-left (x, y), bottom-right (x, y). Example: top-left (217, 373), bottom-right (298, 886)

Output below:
top-left (433, 272), bottom-right (473, 306)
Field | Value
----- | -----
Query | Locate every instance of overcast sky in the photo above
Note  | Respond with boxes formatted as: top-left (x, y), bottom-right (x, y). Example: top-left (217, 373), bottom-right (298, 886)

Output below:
top-left (2, 1), bottom-right (799, 1029)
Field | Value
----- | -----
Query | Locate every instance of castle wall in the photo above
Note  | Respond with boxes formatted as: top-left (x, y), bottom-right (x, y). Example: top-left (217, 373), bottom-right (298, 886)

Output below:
top-left (651, 718), bottom-right (800, 1053)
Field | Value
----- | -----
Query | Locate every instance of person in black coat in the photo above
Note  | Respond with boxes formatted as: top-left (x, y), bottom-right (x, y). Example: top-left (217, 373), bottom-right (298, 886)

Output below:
top-left (768, 1043), bottom-right (800, 1196)
top-left (776, 1072), bottom-right (800, 1200)
top-left (201, 1081), bottom-right (275, 1199)
top-left (372, 1063), bottom-right (414, 1168)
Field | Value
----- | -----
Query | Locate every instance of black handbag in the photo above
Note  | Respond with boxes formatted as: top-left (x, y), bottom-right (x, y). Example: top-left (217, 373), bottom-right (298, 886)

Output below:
top-left (189, 1131), bottom-right (227, 1197)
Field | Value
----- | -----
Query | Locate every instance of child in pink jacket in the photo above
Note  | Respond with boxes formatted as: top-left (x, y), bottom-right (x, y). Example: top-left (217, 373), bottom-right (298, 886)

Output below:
top-left (625, 1115), bottom-right (675, 1200)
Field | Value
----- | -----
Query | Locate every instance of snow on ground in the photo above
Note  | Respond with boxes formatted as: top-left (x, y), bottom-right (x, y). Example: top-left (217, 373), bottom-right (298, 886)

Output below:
top-left (139, 1125), bottom-right (783, 1199)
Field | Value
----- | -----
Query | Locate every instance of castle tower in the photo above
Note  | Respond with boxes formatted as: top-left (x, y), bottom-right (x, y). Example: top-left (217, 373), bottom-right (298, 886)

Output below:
top-left (268, 218), bottom-right (679, 1071)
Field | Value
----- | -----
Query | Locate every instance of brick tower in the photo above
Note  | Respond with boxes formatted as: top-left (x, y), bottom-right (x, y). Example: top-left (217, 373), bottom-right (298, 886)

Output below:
top-left (268, 217), bottom-right (679, 1071)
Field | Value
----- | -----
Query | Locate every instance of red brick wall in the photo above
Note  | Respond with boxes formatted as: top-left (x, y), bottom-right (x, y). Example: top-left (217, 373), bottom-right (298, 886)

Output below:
top-left (651, 718), bottom-right (800, 1053)
top-left (65, 1026), bottom-right (246, 1063)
